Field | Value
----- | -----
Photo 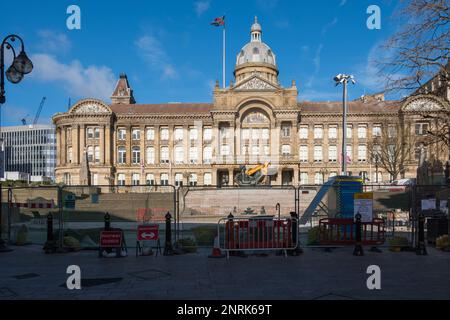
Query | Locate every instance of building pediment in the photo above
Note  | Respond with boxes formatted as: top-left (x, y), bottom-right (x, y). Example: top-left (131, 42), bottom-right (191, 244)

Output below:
top-left (69, 99), bottom-right (112, 115)
top-left (402, 95), bottom-right (448, 113)
top-left (233, 75), bottom-right (279, 92)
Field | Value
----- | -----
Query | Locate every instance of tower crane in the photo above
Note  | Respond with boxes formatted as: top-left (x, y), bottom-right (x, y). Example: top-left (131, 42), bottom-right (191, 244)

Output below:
top-left (33, 97), bottom-right (46, 125)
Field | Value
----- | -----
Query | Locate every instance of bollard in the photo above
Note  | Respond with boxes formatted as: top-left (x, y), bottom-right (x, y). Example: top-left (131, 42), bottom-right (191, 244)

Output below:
top-left (288, 212), bottom-right (303, 256)
top-left (104, 212), bottom-right (111, 230)
top-left (47, 213), bottom-right (54, 242)
top-left (416, 213), bottom-right (427, 255)
top-left (353, 213), bottom-right (364, 256)
top-left (163, 212), bottom-right (173, 256)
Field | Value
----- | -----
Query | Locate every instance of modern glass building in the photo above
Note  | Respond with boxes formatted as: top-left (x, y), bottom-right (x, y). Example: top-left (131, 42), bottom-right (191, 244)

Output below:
top-left (0, 124), bottom-right (56, 181)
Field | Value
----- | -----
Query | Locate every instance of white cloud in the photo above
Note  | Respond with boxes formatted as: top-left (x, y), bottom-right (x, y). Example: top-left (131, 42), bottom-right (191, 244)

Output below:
top-left (36, 30), bottom-right (72, 54)
top-left (339, 0), bottom-right (347, 6)
top-left (321, 17), bottom-right (338, 36)
top-left (194, 0), bottom-right (211, 16)
top-left (306, 44), bottom-right (324, 88)
top-left (255, 0), bottom-right (279, 11)
top-left (135, 35), bottom-right (178, 79)
top-left (29, 53), bottom-right (115, 100)
top-left (299, 89), bottom-right (342, 101)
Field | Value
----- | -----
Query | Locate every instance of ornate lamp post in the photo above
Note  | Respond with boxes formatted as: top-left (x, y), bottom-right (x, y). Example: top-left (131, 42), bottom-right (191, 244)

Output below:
top-left (334, 74), bottom-right (355, 176)
top-left (0, 35), bottom-right (32, 251)
top-left (0, 34), bottom-right (33, 104)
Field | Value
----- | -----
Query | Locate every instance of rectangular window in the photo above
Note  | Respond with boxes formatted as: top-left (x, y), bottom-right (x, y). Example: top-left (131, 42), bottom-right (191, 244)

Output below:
top-left (160, 173), bottom-right (169, 186)
top-left (203, 127), bottom-right (212, 141)
top-left (160, 147), bottom-right (169, 163)
top-left (373, 124), bottom-right (382, 137)
top-left (262, 128), bottom-right (270, 140)
top-left (87, 127), bottom-right (94, 139)
top-left (189, 147), bottom-right (198, 164)
top-left (281, 144), bottom-right (291, 156)
top-left (94, 127), bottom-right (100, 139)
top-left (146, 127), bottom-right (155, 140)
top-left (132, 173), bottom-right (140, 186)
top-left (189, 173), bottom-right (198, 187)
top-left (299, 126), bottom-right (308, 139)
top-left (94, 146), bottom-right (100, 163)
top-left (358, 125), bottom-right (367, 139)
top-left (221, 144), bottom-right (230, 156)
top-left (204, 173), bottom-right (212, 186)
top-left (160, 127), bottom-right (169, 141)
top-left (175, 173), bottom-right (183, 187)
top-left (328, 126), bottom-right (337, 139)
top-left (314, 146), bottom-right (323, 162)
top-left (328, 145), bottom-right (337, 162)
top-left (132, 128), bottom-right (140, 140)
top-left (132, 147), bottom-right (141, 164)
top-left (118, 173), bottom-right (126, 186)
top-left (203, 146), bottom-right (212, 164)
top-left (146, 147), bottom-right (155, 165)
top-left (174, 127), bottom-right (183, 141)
top-left (346, 125), bottom-right (352, 138)
top-left (281, 124), bottom-right (291, 137)
top-left (388, 125), bottom-right (397, 138)
top-left (242, 128), bottom-right (250, 140)
top-left (189, 127), bottom-right (198, 141)
top-left (300, 172), bottom-right (309, 185)
top-left (87, 146), bottom-right (94, 162)
top-left (174, 146), bottom-right (184, 164)
top-left (314, 126), bottom-right (323, 139)
top-left (118, 147), bottom-right (126, 164)
top-left (346, 145), bottom-right (352, 163)
top-left (358, 145), bottom-right (367, 162)
top-left (146, 173), bottom-right (155, 186)
top-left (118, 128), bottom-right (126, 140)
top-left (299, 145), bottom-right (308, 162)
top-left (415, 123), bottom-right (429, 136)
top-left (315, 172), bottom-right (324, 185)
top-left (263, 144), bottom-right (270, 156)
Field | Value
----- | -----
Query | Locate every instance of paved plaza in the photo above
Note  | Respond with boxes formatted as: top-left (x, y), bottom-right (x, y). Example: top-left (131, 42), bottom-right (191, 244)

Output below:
top-left (1, 244), bottom-right (450, 300)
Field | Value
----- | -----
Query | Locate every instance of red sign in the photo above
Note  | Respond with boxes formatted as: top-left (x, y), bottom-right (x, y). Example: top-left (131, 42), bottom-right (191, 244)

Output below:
top-left (137, 225), bottom-right (159, 241)
top-left (100, 231), bottom-right (123, 247)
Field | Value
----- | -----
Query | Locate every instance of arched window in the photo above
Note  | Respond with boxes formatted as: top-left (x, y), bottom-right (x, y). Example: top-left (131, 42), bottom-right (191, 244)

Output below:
top-left (253, 47), bottom-right (260, 54)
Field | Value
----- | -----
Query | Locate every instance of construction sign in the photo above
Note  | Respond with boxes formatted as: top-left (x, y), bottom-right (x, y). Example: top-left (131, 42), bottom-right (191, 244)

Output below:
top-left (354, 192), bottom-right (373, 222)
top-left (137, 225), bottom-right (159, 241)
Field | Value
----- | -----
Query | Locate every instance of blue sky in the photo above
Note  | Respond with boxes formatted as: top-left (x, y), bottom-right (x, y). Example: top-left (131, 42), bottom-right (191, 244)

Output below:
top-left (0, 0), bottom-right (403, 126)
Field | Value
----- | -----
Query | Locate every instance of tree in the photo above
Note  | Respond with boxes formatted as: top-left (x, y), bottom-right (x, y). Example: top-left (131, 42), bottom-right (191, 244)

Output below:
top-left (378, 0), bottom-right (450, 93)
top-left (368, 123), bottom-right (416, 181)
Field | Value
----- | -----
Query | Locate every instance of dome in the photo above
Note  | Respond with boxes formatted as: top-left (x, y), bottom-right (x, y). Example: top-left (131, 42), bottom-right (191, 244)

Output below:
top-left (236, 42), bottom-right (277, 65)
top-left (235, 17), bottom-right (277, 67)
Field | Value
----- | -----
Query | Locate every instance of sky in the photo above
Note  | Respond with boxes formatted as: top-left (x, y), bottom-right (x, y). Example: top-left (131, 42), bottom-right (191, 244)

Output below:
top-left (0, 0), bottom-right (404, 126)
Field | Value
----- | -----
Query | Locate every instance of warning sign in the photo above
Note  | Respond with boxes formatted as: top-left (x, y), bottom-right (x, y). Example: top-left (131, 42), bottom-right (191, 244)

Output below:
top-left (137, 225), bottom-right (159, 241)
top-left (100, 231), bottom-right (123, 247)
top-left (354, 192), bottom-right (373, 222)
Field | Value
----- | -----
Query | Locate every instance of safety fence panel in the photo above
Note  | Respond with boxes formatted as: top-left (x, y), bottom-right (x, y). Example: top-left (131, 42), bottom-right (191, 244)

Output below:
top-left (318, 218), bottom-right (385, 246)
top-left (58, 185), bottom-right (176, 250)
top-left (217, 216), bottom-right (298, 257)
top-left (4, 186), bottom-right (60, 246)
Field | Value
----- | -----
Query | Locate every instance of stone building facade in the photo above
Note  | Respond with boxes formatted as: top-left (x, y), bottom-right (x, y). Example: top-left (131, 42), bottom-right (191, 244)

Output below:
top-left (52, 18), bottom-right (450, 187)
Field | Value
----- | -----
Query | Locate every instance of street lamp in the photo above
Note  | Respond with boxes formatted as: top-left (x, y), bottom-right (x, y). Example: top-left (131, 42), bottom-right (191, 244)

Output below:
top-left (334, 74), bottom-right (355, 176)
top-left (0, 34), bottom-right (33, 104)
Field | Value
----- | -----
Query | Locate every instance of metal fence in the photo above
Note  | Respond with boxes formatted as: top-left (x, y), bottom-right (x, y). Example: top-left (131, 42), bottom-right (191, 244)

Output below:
top-left (0, 183), bottom-right (448, 250)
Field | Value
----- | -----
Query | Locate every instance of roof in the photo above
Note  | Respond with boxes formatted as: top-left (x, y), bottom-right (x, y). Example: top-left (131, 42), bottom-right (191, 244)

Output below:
top-left (109, 103), bottom-right (214, 115)
top-left (300, 100), bottom-right (402, 114)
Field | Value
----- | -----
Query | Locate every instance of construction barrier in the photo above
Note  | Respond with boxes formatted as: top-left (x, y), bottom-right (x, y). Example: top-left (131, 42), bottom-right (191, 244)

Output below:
top-left (318, 218), bottom-right (386, 246)
top-left (218, 215), bottom-right (298, 258)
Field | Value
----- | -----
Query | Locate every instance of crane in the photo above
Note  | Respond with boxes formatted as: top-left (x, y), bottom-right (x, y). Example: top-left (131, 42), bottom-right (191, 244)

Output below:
top-left (20, 97), bottom-right (46, 126)
top-left (33, 97), bottom-right (46, 125)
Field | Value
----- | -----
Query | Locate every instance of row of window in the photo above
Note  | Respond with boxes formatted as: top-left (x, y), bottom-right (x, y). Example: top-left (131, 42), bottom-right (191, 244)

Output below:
top-left (298, 171), bottom-right (383, 185)
top-left (117, 127), bottom-right (213, 141)
top-left (117, 146), bottom-right (213, 165)
top-left (117, 172), bottom-right (213, 186)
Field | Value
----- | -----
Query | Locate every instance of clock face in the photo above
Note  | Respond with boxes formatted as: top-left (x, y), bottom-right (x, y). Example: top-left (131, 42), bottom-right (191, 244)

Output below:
top-left (403, 97), bottom-right (444, 112)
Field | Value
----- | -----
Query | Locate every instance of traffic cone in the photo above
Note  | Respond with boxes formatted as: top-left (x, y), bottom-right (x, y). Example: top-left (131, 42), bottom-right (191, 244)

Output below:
top-left (208, 236), bottom-right (225, 258)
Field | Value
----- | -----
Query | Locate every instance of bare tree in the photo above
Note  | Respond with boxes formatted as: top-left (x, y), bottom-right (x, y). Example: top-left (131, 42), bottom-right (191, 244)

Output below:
top-left (378, 0), bottom-right (450, 93)
top-left (368, 123), bottom-right (416, 181)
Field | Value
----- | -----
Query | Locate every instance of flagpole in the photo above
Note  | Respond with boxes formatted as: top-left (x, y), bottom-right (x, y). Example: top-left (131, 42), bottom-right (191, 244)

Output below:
top-left (223, 24), bottom-right (226, 89)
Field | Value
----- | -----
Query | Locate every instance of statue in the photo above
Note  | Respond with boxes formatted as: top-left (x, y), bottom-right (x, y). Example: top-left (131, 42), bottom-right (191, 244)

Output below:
top-left (79, 148), bottom-right (91, 186)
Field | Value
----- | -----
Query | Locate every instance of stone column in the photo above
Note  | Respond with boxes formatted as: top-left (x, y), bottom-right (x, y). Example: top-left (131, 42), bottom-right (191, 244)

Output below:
top-left (79, 124), bottom-right (85, 160)
top-left (56, 127), bottom-right (61, 167)
top-left (155, 125), bottom-right (160, 164)
top-left (126, 126), bottom-right (131, 166)
top-left (61, 127), bottom-right (66, 165)
top-left (100, 124), bottom-right (105, 164)
top-left (72, 124), bottom-right (79, 165)
top-left (105, 125), bottom-right (111, 165)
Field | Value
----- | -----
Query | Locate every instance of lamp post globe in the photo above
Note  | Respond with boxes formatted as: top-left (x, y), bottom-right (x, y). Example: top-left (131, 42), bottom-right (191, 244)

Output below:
top-left (13, 50), bottom-right (33, 74)
top-left (6, 65), bottom-right (23, 84)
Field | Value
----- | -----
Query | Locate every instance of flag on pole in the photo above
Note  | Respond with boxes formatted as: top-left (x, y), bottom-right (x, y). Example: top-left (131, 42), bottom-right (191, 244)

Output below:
top-left (211, 16), bottom-right (225, 27)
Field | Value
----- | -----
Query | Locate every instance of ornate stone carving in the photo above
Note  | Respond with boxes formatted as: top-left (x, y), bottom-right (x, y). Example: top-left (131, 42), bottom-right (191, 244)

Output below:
top-left (235, 77), bottom-right (276, 91)
top-left (73, 102), bottom-right (110, 114)
top-left (403, 97), bottom-right (444, 112)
